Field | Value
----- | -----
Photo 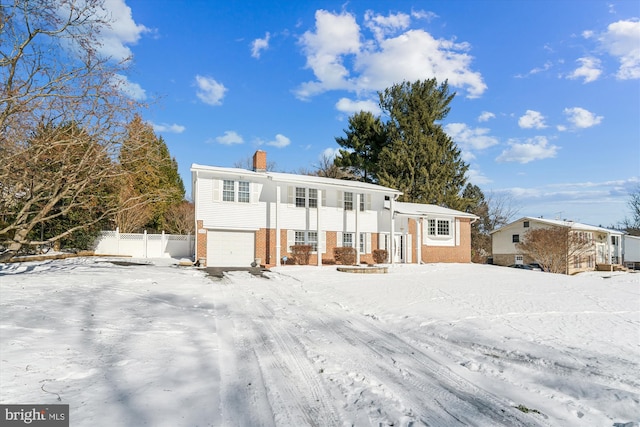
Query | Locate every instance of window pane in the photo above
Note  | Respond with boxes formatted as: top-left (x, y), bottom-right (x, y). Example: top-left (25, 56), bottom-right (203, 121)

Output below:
top-left (308, 231), bottom-right (318, 252)
top-left (343, 232), bottom-right (353, 247)
top-left (344, 192), bottom-right (353, 210)
top-left (308, 188), bottom-right (318, 208)
top-left (295, 231), bottom-right (305, 246)
top-left (359, 193), bottom-right (365, 211)
top-left (223, 180), bottom-right (234, 202)
top-left (295, 187), bottom-right (306, 207)
top-left (512, 234), bottom-right (520, 243)
top-left (359, 233), bottom-right (365, 253)
top-left (428, 219), bottom-right (436, 236)
top-left (238, 181), bottom-right (250, 203)
top-left (437, 220), bottom-right (449, 236)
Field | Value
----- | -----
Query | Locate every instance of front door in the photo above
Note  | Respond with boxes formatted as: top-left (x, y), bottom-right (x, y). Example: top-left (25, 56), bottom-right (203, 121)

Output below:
top-left (393, 234), bottom-right (405, 263)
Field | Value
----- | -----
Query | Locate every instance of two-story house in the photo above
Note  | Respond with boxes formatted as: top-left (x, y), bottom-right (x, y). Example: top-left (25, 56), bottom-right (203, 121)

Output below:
top-left (491, 216), bottom-right (624, 274)
top-left (192, 151), bottom-right (477, 267)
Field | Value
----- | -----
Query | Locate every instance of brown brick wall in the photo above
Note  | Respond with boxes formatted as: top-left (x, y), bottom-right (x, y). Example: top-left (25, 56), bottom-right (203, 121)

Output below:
top-left (420, 218), bottom-right (473, 263)
top-left (195, 220), bottom-right (207, 266)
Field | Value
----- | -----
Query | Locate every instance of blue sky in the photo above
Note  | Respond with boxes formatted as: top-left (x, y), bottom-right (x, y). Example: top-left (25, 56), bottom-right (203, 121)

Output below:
top-left (100, 0), bottom-right (638, 227)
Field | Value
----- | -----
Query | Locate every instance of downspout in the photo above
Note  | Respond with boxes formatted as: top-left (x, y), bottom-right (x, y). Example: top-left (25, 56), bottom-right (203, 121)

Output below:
top-left (317, 189), bottom-right (322, 267)
top-left (275, 184), bottom-right (281, 266)
top-left (390, 195), bottom-right (395, 265)
top-left (355, 193), bottom-right (360, 265)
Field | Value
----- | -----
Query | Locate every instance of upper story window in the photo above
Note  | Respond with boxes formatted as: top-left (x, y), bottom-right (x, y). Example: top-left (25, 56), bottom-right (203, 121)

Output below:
top-left (523, 221), bottom-right (530, 228)
top-left (344, 192), bottom-right (354, 211)
top-left (222, 179), bottom-right (250, 203)
top-left (359, 193), bottom-right (365, 211)
top-left (428, 219), bottom-right (451, 237)
top-left (295, 187), bottom-right (318, 208)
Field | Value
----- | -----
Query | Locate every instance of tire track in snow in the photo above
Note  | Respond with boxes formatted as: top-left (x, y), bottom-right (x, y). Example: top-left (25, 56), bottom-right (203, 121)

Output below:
top-left (239, 272), bottom-right (545, 426)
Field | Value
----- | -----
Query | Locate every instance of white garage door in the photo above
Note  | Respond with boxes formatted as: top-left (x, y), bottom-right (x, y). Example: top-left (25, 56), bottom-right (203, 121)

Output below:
top-left (207, 230), bottom-right (255, 267)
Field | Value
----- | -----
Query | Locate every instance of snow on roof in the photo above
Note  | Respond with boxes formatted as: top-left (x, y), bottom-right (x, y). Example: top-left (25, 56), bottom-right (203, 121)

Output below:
top-left (394, 201), bottom-right (478, 219)
top-left (491, 216), bottom-right (624, 234)
top-left (191, 163), bottom-right (402, 194)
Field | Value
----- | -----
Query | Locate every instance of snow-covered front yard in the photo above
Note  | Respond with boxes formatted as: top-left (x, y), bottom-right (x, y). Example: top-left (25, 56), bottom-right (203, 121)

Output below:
top-left (1, 258), bottom-right (638, 426)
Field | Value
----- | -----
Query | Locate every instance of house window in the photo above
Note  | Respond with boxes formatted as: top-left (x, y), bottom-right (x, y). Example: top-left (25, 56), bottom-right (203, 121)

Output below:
top-left (437, 220), bottom-right (450, 236)
top-left (222, 180), bottom-right (249, 203)
top-left (523, 221), bottom-right (530, 228)
top-left (512, 234), bottom-right (520, 243)
top-left (295, 187), bottom-right (306, 207)
top-left (428, 219), bottom-right (451, 237)
top-left (343, 232), bottom-right (354, 247)
top-left (360, 233), bottom-right (365, 253)
top-left (294, 231), bottom-right (318, 252)
top-left (238, 181), bottom-right (250, 203)
top-left (344, 192), bottom-right (353, 211)
top-left (515, 254), bottom-right (524, 265)
top-left (574, 256), bottom-right (581, 269)
top-left (308, 189), bottom-right (318, 208)
top-left (223, 180), bottom-right (234, 202)
top-left (587, 256), bottom-right (594, 268)
top-left (359, 194), bottom-right (365, 212)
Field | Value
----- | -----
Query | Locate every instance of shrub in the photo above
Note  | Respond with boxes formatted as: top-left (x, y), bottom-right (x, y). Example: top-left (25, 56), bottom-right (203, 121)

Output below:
top-left (290, 245), bottom-right (312, 265)
top-left (334, 247), bottom-right (356, 265)
top-left (372, 249), bottom-right (388, 264)
top-left (322, 258), bottom-right (336, 265)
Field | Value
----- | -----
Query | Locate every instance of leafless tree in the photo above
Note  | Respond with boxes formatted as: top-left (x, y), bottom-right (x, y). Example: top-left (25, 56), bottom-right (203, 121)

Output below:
top-left (0, 0), bottom-right (142, 260)
top-left (517, 226), bottom-right (594, 274)
top-left (163, 201), bottom-right (195, 235)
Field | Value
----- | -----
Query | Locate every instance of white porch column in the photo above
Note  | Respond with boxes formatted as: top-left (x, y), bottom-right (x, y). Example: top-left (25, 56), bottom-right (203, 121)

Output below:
top-left (276, 185), bottom-right (282, 266)
top-left (416, 218), bottom-right (422, 264)
top-left (317, 189), bottom-right (322, 267)
top-left (390, 197), bottom-right (395, 265)
top-left (355, 193), bottom-right (361, 265)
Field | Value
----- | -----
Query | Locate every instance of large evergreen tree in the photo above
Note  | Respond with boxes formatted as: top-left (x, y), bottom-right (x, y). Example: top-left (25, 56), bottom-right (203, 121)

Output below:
top-left (118, 115), bottom-right (185, 232)
top-left (333, 79), bottom-right (469, 208)
top-left (334, 111), bottom-right (388, 183)
top-left (377, 79), bottom-right (468, 208)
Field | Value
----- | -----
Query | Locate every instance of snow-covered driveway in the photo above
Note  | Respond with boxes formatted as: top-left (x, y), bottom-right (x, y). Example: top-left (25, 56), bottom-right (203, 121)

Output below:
top-left (1, 259), bottom-right (638, 426)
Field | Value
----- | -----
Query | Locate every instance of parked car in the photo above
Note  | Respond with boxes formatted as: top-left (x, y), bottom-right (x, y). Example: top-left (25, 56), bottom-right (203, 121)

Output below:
top-left (507, 264), bottom-right (542, 271)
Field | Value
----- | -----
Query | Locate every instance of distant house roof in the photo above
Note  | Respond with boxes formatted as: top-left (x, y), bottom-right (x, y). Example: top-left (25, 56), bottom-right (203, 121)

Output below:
top-left (491, 216), bottom-right (624, 235)
top-left (190, 163), bottom-right (403, 195)
top-left (394, 201), bottom-right (479, 220)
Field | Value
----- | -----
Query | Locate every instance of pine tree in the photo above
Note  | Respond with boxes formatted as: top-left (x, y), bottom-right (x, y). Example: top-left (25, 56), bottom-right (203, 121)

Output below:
top-left (376, 79), bottom-right (468, 208)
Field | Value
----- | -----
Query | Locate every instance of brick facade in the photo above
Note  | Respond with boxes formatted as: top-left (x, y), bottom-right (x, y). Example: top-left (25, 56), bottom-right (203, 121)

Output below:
top-left (195, 220), bottom-right (207, 266)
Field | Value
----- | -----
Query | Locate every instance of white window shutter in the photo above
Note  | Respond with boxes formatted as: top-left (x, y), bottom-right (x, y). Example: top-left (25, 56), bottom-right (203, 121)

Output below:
top-left (251, 183), bottom-right (260, 204)
top-left (366, 194), bottom-right (372, 210)
top-left (319, 231), bottom-right (326, 253)
top-left (378, 233), bottom-right (384, 249)
top-left (337, 232), bottom-right (343, 247)
top-left (338, 191), bottom-right (343, 209)
top-left (366, 233), bottom-right (371, 254)
top-left (322, 190), bottom-right (327, 207)
top-left (212, 179), bottom-right (220, 202)
top-left (286, 230), bottom-right (294, 253)
top-left (406, 234), bottom-right (412, 263)
top-left (287, 186), bottom-right (294, 205)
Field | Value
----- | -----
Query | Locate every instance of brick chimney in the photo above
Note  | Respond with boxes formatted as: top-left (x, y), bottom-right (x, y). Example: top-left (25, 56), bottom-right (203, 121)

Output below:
top-left (253, 150), bottom-right (267, 172)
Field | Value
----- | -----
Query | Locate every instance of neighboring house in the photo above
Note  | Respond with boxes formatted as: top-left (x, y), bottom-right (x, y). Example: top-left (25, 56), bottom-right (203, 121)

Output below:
top-left (491, 216), bottom-right (624, 274)
top-left (622, 235), bottom-right (640, 269)
top-left (191, 150), bottom-right (477, 267)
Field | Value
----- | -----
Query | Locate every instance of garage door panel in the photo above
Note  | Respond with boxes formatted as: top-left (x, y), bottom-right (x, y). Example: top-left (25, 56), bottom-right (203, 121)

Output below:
top-left (207, 230), bottom-right (255, 267)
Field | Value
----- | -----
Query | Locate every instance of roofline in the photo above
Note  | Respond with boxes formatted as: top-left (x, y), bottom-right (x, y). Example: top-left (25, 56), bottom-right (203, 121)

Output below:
top-left (191, 163), bottom-right (403, 195)
top-left (490, 216), bottom-right (625, 235)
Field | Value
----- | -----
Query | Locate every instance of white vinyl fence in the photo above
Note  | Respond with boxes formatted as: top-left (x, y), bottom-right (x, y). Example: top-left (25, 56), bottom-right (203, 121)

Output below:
top-left (93, 229), bottom-right (194, 259)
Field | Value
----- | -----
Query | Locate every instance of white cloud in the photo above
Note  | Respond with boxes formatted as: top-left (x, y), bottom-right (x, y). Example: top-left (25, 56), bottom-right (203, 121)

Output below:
top-left (151, 122), bottom-right (185, 134)
top-left (598, 19), bottom-right (640, 80)
top-left (97, 0), bottom-right (150, 61)
top-left (364, 10), bottom-right (411, 41)
top-left (445, 123), bottom-right (499, 151)
top-left (567, 57), bottom-right (602, 83)
top-left (110, 74), bottom-right (146, 100)
top-left (266, 134), bottom-right (291, 148)
top-left (335, 98), bottom-right (381, 115)
top-left (563, 107), bottom-right (603, 129)
top-left (296, 10), bottom-right (486, 100)
top-left (496, 136), bottom-right (559, 164)
top-left (251, 32), bottom-right (271, 59)
top-left (477, 111), bottom-right (495, 122)
top-left (518, 110), bottom-right (547, 129)
top-left (195, 75), bottom-right (227, 106)
top-left (410, 10), bottom-right (438, 22)
top-left (214, 131), bottom-right (243, 145)
top-left (321, 147), bottom-right (340, 160)
top-left (466, 168), bottom-right (492, 185)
